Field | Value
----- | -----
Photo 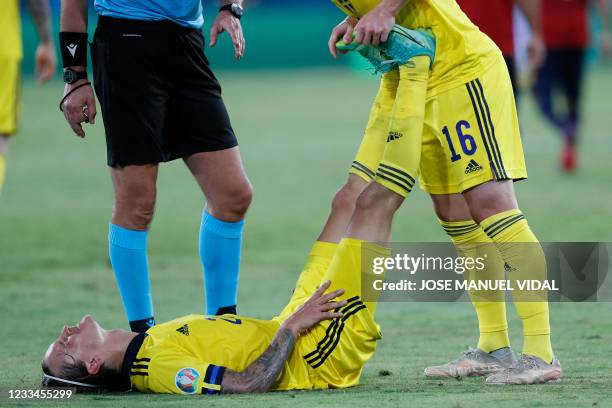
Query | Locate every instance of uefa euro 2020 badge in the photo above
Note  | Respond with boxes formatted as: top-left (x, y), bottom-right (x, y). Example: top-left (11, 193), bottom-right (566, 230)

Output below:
top-left (175, 367), bottom-right (201, 394)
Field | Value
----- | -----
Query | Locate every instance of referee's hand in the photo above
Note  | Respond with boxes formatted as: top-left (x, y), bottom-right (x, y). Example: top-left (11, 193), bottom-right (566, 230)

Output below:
top-left (209, 10), bottom-right (245, 60)
top-left (61, 79), bottom-right (96, 138)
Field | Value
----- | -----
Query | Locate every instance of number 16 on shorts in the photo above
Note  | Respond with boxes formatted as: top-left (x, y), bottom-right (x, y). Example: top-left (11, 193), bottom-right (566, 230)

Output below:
top-left (442, 120), bottom-right (478, 163)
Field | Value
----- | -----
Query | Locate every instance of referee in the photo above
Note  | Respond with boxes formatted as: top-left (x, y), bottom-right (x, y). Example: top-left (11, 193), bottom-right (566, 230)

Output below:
top-left (59, 0), bottom-right (252, 332)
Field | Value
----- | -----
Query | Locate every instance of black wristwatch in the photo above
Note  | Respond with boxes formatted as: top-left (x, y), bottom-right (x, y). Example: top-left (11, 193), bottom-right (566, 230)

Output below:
top-left (219, 3), bottom-right (244, 19)
top-left (63, 68), bottom-right (88, 84)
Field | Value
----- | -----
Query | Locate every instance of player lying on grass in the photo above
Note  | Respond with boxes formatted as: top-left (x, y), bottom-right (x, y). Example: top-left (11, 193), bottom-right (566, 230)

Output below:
top-left (321, 0), bottom-right (561, 385)
top-left (41, 243), bottom-right (388, 394)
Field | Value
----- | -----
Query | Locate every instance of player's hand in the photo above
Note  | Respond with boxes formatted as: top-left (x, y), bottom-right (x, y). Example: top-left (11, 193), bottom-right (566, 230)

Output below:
top-left (284, 281), bottom-right (347, 336)
top-left (35, 42), bottom-right (57, 84)
top-left (328, 17), bottom-right (357, 59)
top-left (61, 79), bottom-right (97, 138)
top-left (210, 11), bottom-right (245, 60)
top-left (352, 4), bottom-right (396, 46)
top-left (527, 32), bottom-right (546, 71)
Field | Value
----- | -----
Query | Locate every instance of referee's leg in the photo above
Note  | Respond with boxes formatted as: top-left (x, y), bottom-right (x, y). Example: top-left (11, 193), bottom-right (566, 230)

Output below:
top-left (184, 147), bottom-right (253, 315)
top-left (109, 164), bottom-right (159, 333)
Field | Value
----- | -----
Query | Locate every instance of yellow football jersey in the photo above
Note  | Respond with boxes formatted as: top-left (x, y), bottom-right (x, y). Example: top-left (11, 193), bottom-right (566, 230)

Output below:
top-left (332, 0), bottom-right (501, 95)
top-left (0, 0), bottom-right (23, 59)
top-left (124, 314), bottom-right (325, 395)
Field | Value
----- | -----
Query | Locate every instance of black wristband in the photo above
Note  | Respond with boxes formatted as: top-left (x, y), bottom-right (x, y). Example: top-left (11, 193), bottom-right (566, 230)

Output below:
top-left (59, 32), bottom-right (88, 68)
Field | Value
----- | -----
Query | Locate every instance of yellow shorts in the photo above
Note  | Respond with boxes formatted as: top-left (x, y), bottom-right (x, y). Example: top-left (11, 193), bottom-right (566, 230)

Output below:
top-left (275, 240), bottom-right (385, 389)
top-left (349, 55), bottom-right (527, 195)
top-left (0, 58), bottom-right (21, 136)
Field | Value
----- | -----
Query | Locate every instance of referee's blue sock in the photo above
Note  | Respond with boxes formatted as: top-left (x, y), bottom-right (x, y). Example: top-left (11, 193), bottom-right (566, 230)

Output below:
top-left (199, 211), bottom-right (244, 315)
top-left (108, 223), bottom-right (155, 332)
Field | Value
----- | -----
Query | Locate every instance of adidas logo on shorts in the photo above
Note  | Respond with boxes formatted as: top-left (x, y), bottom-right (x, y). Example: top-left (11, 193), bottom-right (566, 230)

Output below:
top-left (465, 159), bottom-right (483, 174)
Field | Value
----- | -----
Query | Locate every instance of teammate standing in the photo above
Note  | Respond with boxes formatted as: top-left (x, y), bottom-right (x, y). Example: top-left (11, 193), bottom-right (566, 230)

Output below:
top-left (457, 0), bottom-right (545, 100)
top-left (0, 0), bottom-right (56, 194)
top-left (533, 0), bottom-right (610, 171)
top-left (323, 0), bottom-right (560, 384)
top-left (58, 0), bottom-right (252, 332)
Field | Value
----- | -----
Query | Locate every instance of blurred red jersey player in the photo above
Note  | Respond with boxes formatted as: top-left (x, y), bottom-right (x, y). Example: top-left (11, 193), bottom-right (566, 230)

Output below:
top-left (458, 0), bottom-right (545, 99)
top-left (533, 0), bottom-right (610, 171)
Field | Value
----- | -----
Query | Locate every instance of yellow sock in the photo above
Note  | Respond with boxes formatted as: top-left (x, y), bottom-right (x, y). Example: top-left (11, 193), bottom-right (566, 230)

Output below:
top-left (480, 209), bottom-right (554, 363)
top-left (440, 219), bottom-right (510, 352)
top-left (0, 154), bottom-right (5, 193)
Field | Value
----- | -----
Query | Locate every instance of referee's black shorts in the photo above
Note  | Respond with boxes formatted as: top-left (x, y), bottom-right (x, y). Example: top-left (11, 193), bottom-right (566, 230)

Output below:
top-left (91, 16), bottom-right (238, 167)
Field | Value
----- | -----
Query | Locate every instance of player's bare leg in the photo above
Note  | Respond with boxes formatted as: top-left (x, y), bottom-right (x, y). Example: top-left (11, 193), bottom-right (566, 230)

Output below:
top-left (184, 147), bottom-right (252, 315)
top-left (424, 193), bottom-right (516, 378)
top-left (317, 175), bottom-right (369, 243)
top-left (430, 192), bottom-right (473, 223)
top-left (462, 180), bottom-right (518, 223)
top-left (346, 182), bottom-right (404, 243)
top-left (463, 180), bottom-right (561, 385)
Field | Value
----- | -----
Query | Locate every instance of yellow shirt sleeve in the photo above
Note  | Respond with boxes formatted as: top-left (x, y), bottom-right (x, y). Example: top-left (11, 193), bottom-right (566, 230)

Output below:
top-left (136, 347), bottom-right (226, 395)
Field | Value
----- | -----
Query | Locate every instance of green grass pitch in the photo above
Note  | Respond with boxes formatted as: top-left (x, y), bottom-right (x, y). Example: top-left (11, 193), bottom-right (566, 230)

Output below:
top-left (1, 68), bottom-right (612, 407)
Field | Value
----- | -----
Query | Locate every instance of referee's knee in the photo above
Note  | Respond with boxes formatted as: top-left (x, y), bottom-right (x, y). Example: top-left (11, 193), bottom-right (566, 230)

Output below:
top-left (208, 181), bottom-right (253, 222)
top-left (112, 193), bottom-right (156, 231)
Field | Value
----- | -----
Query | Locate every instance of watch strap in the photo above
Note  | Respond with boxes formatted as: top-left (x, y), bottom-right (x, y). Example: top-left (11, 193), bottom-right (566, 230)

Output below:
top-left (63, 69), bottom-right (88, 84)
top-left (219, 4), bottom-right (242, 19)
top-left (74, 70), bottom-right (88, 81)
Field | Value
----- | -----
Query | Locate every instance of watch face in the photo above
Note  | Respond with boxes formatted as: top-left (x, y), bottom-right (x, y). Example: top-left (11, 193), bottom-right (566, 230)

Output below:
top-left (63, 70), bottom-right (77, 84)
top-left (231, 3), bottom-right (244, 17)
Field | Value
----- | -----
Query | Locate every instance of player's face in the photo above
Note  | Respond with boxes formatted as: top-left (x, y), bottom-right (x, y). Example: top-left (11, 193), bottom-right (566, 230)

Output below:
top-left (43, 315), bottom-right (106, 376)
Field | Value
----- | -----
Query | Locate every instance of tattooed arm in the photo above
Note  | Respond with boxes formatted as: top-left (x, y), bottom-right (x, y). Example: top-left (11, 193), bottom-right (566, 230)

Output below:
top-left (24, 0), bottom-right (56, 83)
top-left (25, 0), bottom-right (53, 44)
top-left (221, 281), bottom-right (347, 393)
top-left (221, 326), bottom-right (297, 393)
